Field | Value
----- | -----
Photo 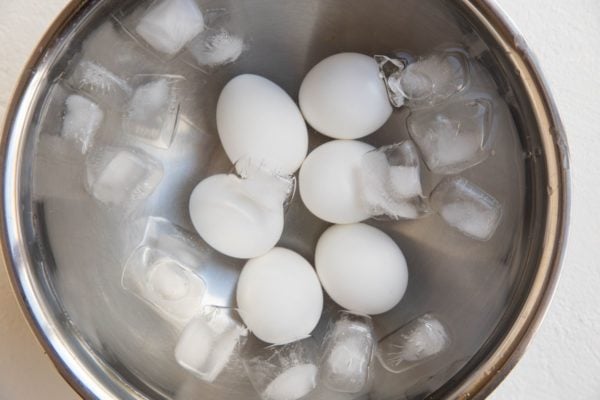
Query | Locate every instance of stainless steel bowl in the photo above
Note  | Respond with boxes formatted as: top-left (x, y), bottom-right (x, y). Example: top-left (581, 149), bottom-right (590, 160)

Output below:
top-left (2, 0), bottom-right (569, 399)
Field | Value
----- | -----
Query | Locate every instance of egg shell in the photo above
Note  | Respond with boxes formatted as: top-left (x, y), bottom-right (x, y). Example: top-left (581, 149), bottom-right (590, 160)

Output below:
top-left (237, 247), bottom-right (324, 345)
top-left (299, 140), bottom-right (374, 224)
top-left (217, 74), bottom-right (308, 175)
top-left (299, 53), bottom-right (392, 139)
top-left (315, 223), bottom-right (408, 315)
top-left (189, 174), bottom-right (284, 259)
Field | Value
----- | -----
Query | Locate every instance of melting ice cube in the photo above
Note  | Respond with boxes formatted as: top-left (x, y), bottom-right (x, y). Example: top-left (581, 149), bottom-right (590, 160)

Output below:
top-left (408, 97), bottom-right (494, 174)
top-left (187, 28), bottom-right (244, 67)
top-left (85, 147), bottom-right (163, 206)
top-left (234, 157), bottom-right (296, 211)
top-left (430, 176), bottom-right (502, 241)
top-left (377, 314), bottom-right (450, 374)
top-left (320, 311), bottom-right (375, 394)
top-left (374, 54), bottom-right (409, 108)
top-left (244, 337), bottom-right (318, 400)
top-left (61, 94), bottom-right (104, 153)
top-left (135, 0), bottom-right (205, 56)
top-left (359, 140), bottom-right (430, 220)
top-left (175, 306), bottom-right (248, 382)
top-left (68, 61), bottom-right (132, 107)
top-left (122, 217), bottom-right (207, 323)
top-left (398, 50), bottom-right (470, 108)
top-left (123, 75), bottom-right (183, 148)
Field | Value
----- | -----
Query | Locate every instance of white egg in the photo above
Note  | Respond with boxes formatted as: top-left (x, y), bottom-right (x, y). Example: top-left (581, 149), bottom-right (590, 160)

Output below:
top-left (315, 223), bottom-right (408, 315)
top-left (299, 140), bottom-right (374, 224)
top-left (217, 74), bottom-right (308, 175)
top-left (237, 247), bottom-right (324, 345)
top-left (189, 174), bottom-right (284, 259)
top-left (299, 53), bottom-right (392, 139)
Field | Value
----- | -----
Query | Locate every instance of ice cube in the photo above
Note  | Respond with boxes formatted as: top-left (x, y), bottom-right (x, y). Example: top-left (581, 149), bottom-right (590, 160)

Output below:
top-left (68, 61), bottom-right (132, 107)
top-left (244, 338), bottom-right (319, 400)
top-left (398, 50), bottom-right (470, 107)
top-left (122, 217), bottom-right (207, 323)
top-left (61, 94), bottom-right (104, 153)
top-left (234, 157), bottom-right (296, 211)
top-left (359, 140), bottom-right (430, 220)
top-left (264, 364), bottom-right (318, 400)
top-left (123, 75), bottom-right (183, 148)
top-left (85, 147), bottom-right (163, 206)
top-left (377, 314), bottom-right (450, 373)
top-left (175, 306), bottom-right (248, 382)
top-left (407, 97), bottom-right (493, 174)
top-left (430, 176), bottom-right (502, 241)
top-left (135, 0), bottom-right (205, 56)
top-left (187, 28), bottom-right (244, 67)
top-left (320, 311), bottom-right (375, 394)
top-left (374, 54), bottom-right (409, 108)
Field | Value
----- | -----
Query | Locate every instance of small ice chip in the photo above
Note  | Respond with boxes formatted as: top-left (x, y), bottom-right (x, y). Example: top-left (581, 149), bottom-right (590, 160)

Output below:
top-left (359, 140), bottom-right (429, 220)
top-left (175, 306), bottom-right (248, 382)
top-left (121, 218), bottom-right (208, 323)
top-left (61, 94), bottom-right (104, 153)
top-left (320, 311), bottom-right (375, 393)
top-left (187, 29), bottom-right (244, 67)
top-left (86, 147), bottom-right (163, 206)
top-left (399, 50), bottom-right (470, 107)
top-left (244, 338), bottom-right (318, 400)
top-left (124, 76), bottom-right (182, 148)
top-left (234, 157), bottom-right (296, 210)
top-left (408, 97), bottom-right (493, 174)
top-left (375, 54), bottom-right (408, 108)
top-left (431, 176), bottom-right (502, 241)
top-left (136, 0), bottom-right (205, 56)
top-left (377, 314), bottom-right (450, 374)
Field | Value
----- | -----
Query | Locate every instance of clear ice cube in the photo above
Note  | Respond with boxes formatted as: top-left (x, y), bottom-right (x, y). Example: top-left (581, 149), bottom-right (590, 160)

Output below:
top-left (135, 0), bottom-right (205, 56)
top-left (359, 140), bottom-right (430, 220)
top-left (374, 54), bottom-right (408, 108)
top-left (407, 97), bottom-right (493, 174)
top-left (430, 176), bottom-right (502, 241)
top-left (85, 147), bottom-right (163, 206)
top-left (234, 157), bottom-right (296, 211)
top-left (377, 314), bottom-right (450, 374)
top-left (123, 75), bottom-right (183, 148)
top-left (122, 217), bottom-right (207, 323)
top-left (61, 94), bottom-right (104, 153)
top-left (319, 311), bottom-right (375, 394)
top-left (398, 50), bottom-right (470, 108)
top-left (175, 306), bottom-right (248, 382)
top-left (187, 28), bottom-right (244, 67)
top-left (68, 60), bottom-right (132, 107)
top-left (244, 338), bottom-right (319, 400)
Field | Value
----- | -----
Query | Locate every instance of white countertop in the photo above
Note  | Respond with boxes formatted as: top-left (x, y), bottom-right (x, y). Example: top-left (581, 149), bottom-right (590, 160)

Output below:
top-left (0, 1), bottom-right (598, 399)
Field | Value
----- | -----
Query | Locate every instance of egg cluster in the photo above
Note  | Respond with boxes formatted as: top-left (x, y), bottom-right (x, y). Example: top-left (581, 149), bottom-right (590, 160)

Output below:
top-left (183, 48), bottom-right (501, 397)
top-left (189, 54), bottom-right (412, 343)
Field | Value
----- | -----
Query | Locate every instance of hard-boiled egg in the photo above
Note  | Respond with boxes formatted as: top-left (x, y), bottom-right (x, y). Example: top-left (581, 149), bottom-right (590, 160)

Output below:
top-left (217, 74), bottom-right (308, 175)
top-left (237, 247), bottom-right (323, 344)
top-left (299, 53), bottom-right (392, 139)
top-left (315, 223), bottom-right (408, 315)
top-left (189, 174), bottom-right (284, 259)
top-left (299, 140), bottom-right (374, 224)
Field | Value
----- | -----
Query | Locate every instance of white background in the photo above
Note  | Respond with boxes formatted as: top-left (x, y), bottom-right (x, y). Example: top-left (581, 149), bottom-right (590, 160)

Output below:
top-left (0, 1), bottom-right (598, 399)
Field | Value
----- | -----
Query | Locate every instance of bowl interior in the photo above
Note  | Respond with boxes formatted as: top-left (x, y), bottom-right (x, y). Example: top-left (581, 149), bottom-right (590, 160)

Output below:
top-left (8, 0), bottom-right (552, 399)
